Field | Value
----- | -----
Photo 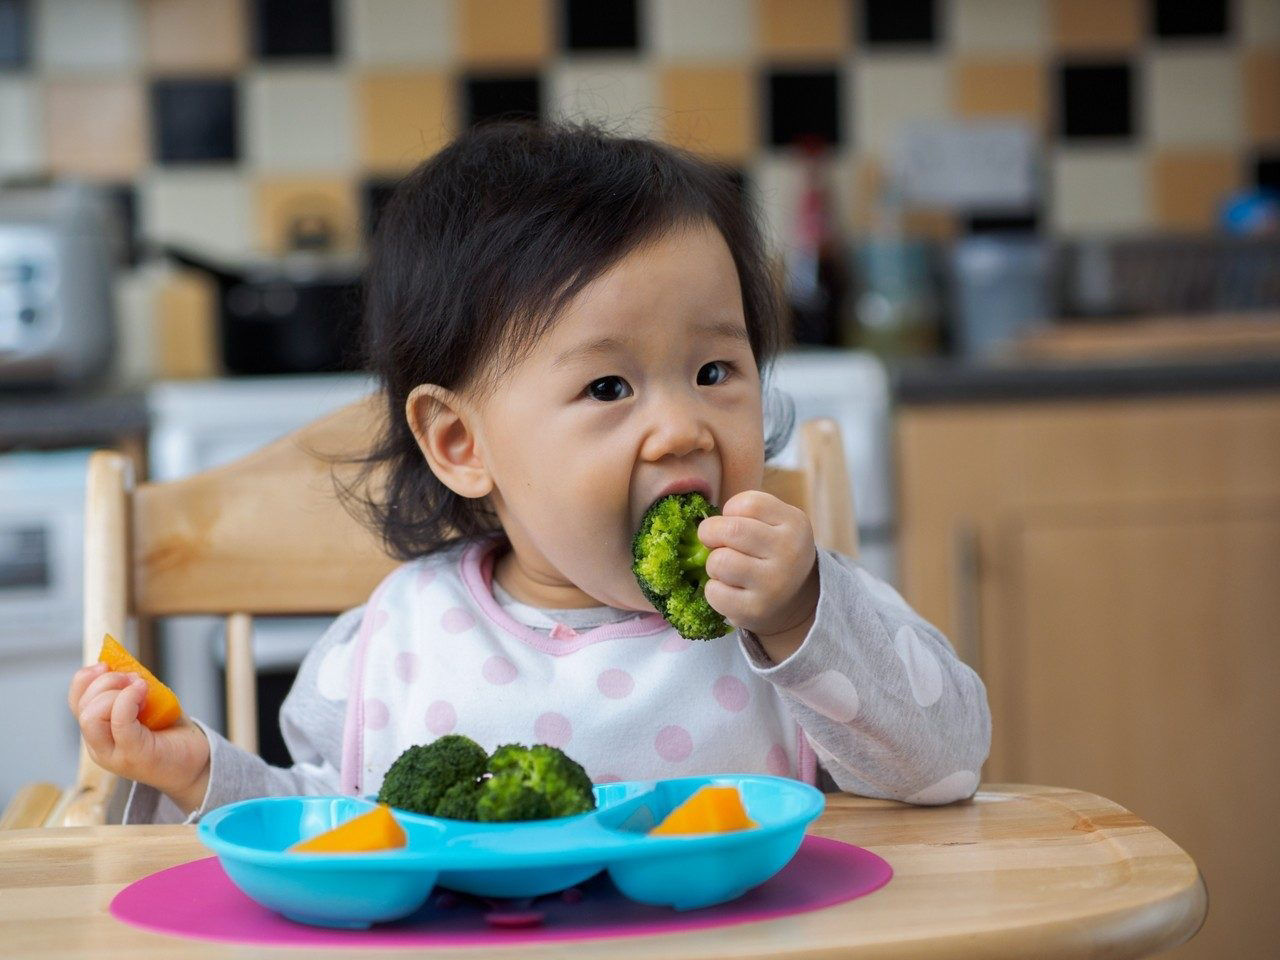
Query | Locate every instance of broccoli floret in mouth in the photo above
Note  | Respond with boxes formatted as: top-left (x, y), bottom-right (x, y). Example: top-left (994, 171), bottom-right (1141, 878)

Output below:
top-left (631, 491), bottom-right (731, 641)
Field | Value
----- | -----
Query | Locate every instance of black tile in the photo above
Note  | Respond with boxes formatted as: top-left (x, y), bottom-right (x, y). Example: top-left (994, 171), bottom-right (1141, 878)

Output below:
top-left (100, 183), bottom-right (140, 267)
top-left (0, 0), bottom-right (30, 68)
top-left (767, 70), bottom-right (842, 148)
top-left (1257, 154), bottom-right (1280, 193)
top-left (563, 0), bottom-right (639, 51)
top-left (464, 76), bottom-right (542, 126)
top-left (965, 210), bottom-right (1040, 234)
top-left (1153, 0), bottom-right (1228, 39)
top-left (151, 78), bottom-right (239, 164)
top-left (1058, 62), bottom-right (1135, 140)
top-left (254, 0), bottom-right (336, 59)
top-left (362, 176), bottom-right (401, 238)
top-left (862, 0), bottom-right (937, 45)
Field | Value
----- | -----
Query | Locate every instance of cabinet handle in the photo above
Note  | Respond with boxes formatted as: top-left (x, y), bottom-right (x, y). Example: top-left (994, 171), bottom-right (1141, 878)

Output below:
top-left (953, 525), bottom-right (982, 673)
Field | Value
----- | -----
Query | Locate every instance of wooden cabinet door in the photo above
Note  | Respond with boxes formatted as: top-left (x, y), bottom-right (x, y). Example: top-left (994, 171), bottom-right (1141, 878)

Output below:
top-left (996, 507), bottom-right (1280, 960)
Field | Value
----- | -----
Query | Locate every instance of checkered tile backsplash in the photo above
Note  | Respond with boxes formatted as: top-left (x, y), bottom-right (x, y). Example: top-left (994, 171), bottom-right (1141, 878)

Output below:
top-left (0, 0), bottom-right (1276, 259)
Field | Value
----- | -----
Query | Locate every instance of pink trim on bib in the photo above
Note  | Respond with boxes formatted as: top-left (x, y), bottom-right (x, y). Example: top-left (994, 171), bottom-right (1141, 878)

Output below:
top-left (339, 574), bottom-right (398, 795)
top-left (460, 535), bottom-right (670, 655)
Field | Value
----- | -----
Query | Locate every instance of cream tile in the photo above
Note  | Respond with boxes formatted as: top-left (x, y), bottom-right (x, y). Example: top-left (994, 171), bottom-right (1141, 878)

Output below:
top-left (548, 60), bottom-right (659, 138)
top-left (0, 79), bottom-right (42, 175)
top-left (142, 0), bottom-right (246, 72)
top-left (854, 55), bottom-right (950, 155)
top-left (35, 0), bottom-right (139, 72)
top-left (140, 171), bottom-right (254, 259)
top-left (348, 0), bottom-right (454, 65)
top-left (951, 0), bottom-right (1046, 52)
top-left (45, 79), bottom-right (145, 178)
top-left (245, 69), bottom-right (355, 173)
top-left (1240, 0), bottom-right (1280, 45)
top-left (649, 0), bottom-right (754, 60)
top-left (1051, 149), bottom-right (1148, 233)
top-left (1146, 50), bottom-right (1242, 145)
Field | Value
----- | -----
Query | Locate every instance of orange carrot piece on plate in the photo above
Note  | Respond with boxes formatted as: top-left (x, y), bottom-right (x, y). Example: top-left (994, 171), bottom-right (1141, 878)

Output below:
top-left (97, 633), bottom-right (184, 731)
top-left (291, 803), bottom-right (407, 853)
top-left (649, 785), bottom-right (758, 836)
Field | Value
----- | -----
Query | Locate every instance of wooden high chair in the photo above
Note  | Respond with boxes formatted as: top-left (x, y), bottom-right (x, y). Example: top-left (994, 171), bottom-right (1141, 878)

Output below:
top-left (0, 398), bottom-right (855, 829)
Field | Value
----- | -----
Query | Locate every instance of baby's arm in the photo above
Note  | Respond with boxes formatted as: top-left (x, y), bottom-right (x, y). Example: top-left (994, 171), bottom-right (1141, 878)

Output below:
top-left (117, 607), bottom-right (363, 825)
top-left (739, 549), bottom-right (992, 805)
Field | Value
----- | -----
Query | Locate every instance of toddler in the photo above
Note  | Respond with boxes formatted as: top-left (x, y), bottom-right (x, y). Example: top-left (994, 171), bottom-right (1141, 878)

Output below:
top-left (68, 121), bottom-right (990, 824)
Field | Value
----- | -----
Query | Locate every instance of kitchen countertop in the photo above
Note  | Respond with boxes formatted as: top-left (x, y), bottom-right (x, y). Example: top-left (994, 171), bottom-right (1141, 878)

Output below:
top-left (894, 314), bottom-right (1280, 405)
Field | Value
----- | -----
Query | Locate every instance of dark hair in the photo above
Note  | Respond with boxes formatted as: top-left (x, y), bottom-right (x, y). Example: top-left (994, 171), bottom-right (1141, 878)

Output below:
top-left (346, 120), bottom-right (795, 560)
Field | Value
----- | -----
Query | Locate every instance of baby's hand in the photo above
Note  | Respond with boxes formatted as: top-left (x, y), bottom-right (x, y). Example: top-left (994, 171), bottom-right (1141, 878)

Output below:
top-left (68, 662), bottom-right (210, 811)
top-left (697, 490), bottom-right (820, 647)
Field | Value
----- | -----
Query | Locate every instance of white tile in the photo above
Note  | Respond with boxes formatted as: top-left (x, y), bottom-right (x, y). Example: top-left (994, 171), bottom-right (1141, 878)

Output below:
top-left (547, 59), bottom-right (659, 137)
top-left (648, 0), bottom-right (753, 60)
top-left (245, 69), bottom-right (355, 173)
top-left (140, 171), bottom-right (254, 259)
top-left (1146, 49), bottom-right (1242, 145)
top-left (853, 55), bottom-right (950, 156)
top-left (950, 0), bottom-right (1046, 52)
top-left (1051, 149), bottom-right (1148, 234)
top-left (348, 0), bottom-right (454, 65)
top-left (0, 78), bottom-right (42, 175)
top-left (1240, 0), bottom-right (1280, 44)
top-left (35, 0), bottom-right (139, 72)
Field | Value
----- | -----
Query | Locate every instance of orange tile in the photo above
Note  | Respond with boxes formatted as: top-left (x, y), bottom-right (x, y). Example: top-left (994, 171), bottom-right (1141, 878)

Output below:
top-left (255, 178), bottom-right (361, 255)
top-left (1244, 50), bottom-right (1280, 141)
top-left (358, 71), bottom-right (456, 174)
top-left (142, 0), bottom-right (246, 71)
top-left (659, 66), bottom-right (755, 163)
top-left (45, 79), bottom-right (146, 178)
top-left (954, 58), bottom-right (1048, 130)
top-left (759, 0), bottom-right (851, 58)
top-left (1052, 0), bottom-right (1142, 52)
top-left (1151, 151), bottom-right (1242, 232)
top-left (459, 0), bottom-right (551, 65)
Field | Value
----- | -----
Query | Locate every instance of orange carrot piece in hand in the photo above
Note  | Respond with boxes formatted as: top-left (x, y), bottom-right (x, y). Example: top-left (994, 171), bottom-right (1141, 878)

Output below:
top-left (291, 803), bottom-right (407, 853)
top-left (97, 633), bottom-right (184, 731)
top-left (649, 785), bottom-right (758, 836)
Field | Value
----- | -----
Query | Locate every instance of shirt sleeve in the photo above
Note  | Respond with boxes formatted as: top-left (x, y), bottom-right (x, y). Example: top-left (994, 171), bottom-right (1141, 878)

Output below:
top-left (121, 606), bottom-right (364, 825)
top-left (738, 548), bottom-right (991, 805)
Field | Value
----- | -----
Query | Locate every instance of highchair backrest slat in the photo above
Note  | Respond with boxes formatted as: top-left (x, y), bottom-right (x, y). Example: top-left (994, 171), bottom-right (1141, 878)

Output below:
top-left (63, 400), bottom-right (855, 826)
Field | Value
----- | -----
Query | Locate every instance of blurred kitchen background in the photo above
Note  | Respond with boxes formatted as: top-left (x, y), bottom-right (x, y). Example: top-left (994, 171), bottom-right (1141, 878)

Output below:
top-left (0, 1), bottom-right (1277, 955)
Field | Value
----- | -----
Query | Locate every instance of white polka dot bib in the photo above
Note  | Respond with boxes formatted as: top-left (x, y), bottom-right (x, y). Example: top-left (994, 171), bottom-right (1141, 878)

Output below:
top-left (338, 534), bottom-right (813, 795)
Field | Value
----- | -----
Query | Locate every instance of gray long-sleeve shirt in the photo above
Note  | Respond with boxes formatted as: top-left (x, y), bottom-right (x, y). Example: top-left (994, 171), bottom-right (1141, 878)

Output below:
top-left (123, 547), bottom-right (990, 824)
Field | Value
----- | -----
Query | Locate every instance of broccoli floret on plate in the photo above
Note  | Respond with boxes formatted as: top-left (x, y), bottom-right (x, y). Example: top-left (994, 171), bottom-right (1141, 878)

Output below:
top-left (632, 491), bottom-right (731, 640)
top-left (376, 734), bottom-right (488, 816)
top-left (484, 743), bottom-right (596, 818)
top-left (433, 778), bottom-right (483, 821)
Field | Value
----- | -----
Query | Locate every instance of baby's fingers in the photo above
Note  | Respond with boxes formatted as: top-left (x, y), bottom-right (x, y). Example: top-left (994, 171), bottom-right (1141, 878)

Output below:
top-left (75, 670), bottom-right (134, 717)
top-left (109, 678), bottom-right (151, 756)
top-left (67, 662), bottom-right (107, 714)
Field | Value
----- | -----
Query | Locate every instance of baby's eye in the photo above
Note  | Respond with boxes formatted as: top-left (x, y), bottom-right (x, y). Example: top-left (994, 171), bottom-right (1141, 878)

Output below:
top-left (697, 361), bottom-right (733, 386)
top-left (586, 375), bottom-right (632, 402)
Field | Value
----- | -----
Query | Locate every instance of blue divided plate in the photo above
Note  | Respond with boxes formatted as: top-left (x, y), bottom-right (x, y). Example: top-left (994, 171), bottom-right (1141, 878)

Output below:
top-left (197, 774), bottom-right (825, 928)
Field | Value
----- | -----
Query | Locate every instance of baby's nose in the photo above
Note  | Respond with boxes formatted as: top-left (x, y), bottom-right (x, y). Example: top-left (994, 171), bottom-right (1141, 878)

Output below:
top-left (640, 399), bottom-right (712, 461)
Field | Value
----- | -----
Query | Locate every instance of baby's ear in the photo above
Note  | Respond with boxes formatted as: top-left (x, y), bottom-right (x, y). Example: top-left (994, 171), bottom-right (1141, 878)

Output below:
top-left (405, 384), bottom-right (494, 499)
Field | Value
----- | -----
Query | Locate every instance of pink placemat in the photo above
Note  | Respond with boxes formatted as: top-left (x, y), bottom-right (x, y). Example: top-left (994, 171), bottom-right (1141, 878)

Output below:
top-left (110, 835), bottom-right (892, 948)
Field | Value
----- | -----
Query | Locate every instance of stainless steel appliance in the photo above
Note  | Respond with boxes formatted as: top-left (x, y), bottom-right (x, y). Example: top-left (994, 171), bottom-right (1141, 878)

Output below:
top-left (0, 182), bottom-right (118, 387)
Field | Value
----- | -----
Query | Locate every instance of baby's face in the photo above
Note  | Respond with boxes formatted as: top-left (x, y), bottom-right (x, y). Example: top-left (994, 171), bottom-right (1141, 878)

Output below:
top-left (477, 220), bottom-right (765, 611)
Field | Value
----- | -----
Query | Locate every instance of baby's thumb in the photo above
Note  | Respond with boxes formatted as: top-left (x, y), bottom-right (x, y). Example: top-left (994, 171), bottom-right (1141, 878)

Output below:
top-left (109, 678), bottom-right (151, 756)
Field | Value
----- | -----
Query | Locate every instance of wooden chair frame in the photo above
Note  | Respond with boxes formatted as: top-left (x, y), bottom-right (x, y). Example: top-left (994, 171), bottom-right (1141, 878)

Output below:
top-left (2, 399), bottom-right (855, 828)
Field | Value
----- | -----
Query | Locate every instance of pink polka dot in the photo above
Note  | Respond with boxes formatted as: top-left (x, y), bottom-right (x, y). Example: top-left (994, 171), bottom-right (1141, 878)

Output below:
top-left (596, 668), bottom-right (634, 699)
top-left (766, 743), bottom-right (789, 776)
top-left (594, 773), bottom-right (622, 784)
top-left (425, 700), bottom-right (456, 736)
top-left (712, 675), bottom-right (749, 712)
top-left (441, 607), bottom-right (475, 634)
top-left (482, 655), bottom-right (518, 685)
top-left (394, 651), bottom-right (419, 684)
top-left (534, 712), bottom-right (572, 748)
top-left (416, 567), bottom-right (437, 590)
top-left (364, 698), bottom-right (389, 731)
top-left (660, 634), bottom-right (689, 652)
top-left (654, 725), bottom-right (693, 763)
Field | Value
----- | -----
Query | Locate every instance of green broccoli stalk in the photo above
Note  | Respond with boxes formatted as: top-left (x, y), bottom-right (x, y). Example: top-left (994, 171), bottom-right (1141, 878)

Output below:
top-left (376, 734), bottom-right (488, 815)
top-left (632, 491), bottom-right (731, 640)
top-left (483, 743), bottom-right (596, 818)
